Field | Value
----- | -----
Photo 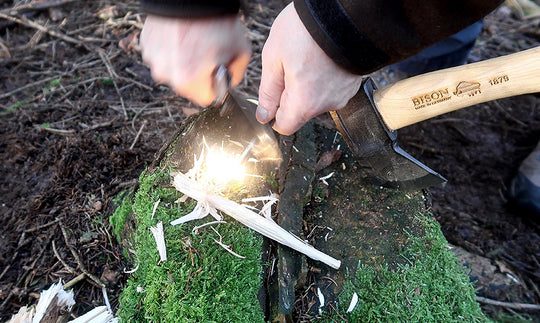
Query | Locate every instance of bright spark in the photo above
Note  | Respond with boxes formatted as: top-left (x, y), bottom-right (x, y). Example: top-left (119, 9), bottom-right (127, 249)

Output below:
top-left (202, 148), bottom-right (246, 185)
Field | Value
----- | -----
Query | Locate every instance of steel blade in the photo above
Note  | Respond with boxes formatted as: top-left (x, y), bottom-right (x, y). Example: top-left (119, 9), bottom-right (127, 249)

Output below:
top-left (330, 78), bottom-right (446, 191)
top-left (220, 90), bottom-right (281, 162)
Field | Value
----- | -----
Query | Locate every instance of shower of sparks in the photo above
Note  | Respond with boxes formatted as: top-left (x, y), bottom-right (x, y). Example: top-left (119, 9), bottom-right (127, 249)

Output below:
top-left (171, 140), bottom-right (258, 226)
top-left (169, 139), bottom-right (342, 269)
top-left (186, 138), bottom-right (249, 188)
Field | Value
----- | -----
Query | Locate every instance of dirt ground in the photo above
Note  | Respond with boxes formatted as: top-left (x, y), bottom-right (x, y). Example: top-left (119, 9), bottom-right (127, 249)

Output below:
top-left (0, 0), bottom-right (538, 321)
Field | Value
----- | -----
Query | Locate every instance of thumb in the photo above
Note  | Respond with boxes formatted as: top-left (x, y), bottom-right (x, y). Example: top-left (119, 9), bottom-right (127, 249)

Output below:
top-left (257, 56), bottom-right (284, 124)
top-left (272, 89), bottom-right (308, 136)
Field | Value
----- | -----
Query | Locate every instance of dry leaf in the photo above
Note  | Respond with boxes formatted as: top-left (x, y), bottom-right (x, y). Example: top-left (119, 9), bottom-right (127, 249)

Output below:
top-left (118, 32), bottom-right (140, 53)
top-left (98, 6), bottom-right (120, 20)
top-left (316, 149), bottom-right (342, 171)
top-left (0, 39), bottom-right (11, 59)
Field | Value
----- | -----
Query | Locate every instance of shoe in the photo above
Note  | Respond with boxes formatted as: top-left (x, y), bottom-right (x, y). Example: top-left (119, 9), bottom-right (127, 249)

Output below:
top-left (508, 141), bottom-right (540, 216)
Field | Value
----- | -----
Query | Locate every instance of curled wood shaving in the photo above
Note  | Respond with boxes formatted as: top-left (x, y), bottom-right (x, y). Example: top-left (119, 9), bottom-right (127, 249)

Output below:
top-left (149, 221), bottom-right (167, 263)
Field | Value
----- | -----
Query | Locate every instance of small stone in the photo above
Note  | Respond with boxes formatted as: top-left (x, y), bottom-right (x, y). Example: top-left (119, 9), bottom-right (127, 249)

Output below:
top-left (93, 200), bottom-right (103, 211)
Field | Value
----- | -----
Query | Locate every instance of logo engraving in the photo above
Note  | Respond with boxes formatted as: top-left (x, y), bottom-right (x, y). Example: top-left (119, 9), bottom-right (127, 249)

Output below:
top-left (453, 81), bottom-right (481, 97)
top-left (411, 88), bottom-right (451, 110)
top-left (411, 80), bottom-right (485, 110)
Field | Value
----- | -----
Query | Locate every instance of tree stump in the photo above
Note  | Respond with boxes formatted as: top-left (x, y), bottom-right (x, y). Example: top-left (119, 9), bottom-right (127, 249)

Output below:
top-left (110, 98), bottom-right (487, 322)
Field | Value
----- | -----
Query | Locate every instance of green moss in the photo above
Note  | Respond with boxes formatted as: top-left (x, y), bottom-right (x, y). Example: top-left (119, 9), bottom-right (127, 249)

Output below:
top-left (335, 216), bottom-right (489, 322)
top-left (109, 194), bottom-right (133, 241)
top-left (312, 182), bottom-right (327, 204)
top-left (114, 171), bottom-right (265, 322)
top-left (101, 78), bottom-right (114, 86)
top-left (264, 172), bottom-right (278, 192)
top-left (3, 98), bottom-right (31, 114)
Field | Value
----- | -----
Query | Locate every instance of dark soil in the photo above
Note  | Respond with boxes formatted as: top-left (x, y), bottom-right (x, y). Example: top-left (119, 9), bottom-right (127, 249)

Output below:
top-left (0, 0), bottom-right (538, 321)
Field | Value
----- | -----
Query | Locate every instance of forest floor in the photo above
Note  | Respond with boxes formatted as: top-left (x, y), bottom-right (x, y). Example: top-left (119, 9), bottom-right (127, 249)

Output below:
top-left (0, 0), bottom-right (538, 321)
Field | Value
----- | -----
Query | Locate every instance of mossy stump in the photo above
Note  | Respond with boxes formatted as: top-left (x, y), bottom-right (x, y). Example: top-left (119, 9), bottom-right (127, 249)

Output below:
top-left (110, 103), bottom-right (487, 322)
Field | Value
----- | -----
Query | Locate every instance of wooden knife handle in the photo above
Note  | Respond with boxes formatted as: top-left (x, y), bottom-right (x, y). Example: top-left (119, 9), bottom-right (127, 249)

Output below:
top-left (374, 46), bottom-right (540, 131)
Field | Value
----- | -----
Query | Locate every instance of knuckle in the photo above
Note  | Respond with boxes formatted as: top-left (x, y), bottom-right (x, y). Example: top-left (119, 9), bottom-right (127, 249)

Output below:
top-left (150, 67), bottom-right (168, 84)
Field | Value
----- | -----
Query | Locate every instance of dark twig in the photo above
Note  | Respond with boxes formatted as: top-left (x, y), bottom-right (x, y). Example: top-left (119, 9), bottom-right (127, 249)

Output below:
top-left (0, 75), bottom-right (66, 100)
top-left (0, 264), bottom-right (10, 282)
top-left (0, 292), bottom-right (14, 311)
top-left (52, 240), bottom-right (75, 273)
top-left (129, 120), bottom-right (147, 150)
top-left (98, 50), bottom-right (128, 119)
top-left (0, 12), bottom-right (81, 45)
top-left (1, 0), bottom-right (79, 15)
top-left (59, 221), bottom-right (106, 288)
top-left (490, 100), bottom-right (529, 127)
top-left (328, 302), bottom-right (348, 322)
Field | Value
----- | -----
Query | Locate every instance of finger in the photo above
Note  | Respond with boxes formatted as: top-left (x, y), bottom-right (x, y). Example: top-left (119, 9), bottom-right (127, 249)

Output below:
top-left (139, 34), bottom-right (157, 67)
top-left (257, 51), bottom-right (285, 124)
top-left (183, 73), bottom-right (216, 107)
top-left (272, 108), bottom-right (306, 136)
top-left (139, 18), bottom-right (152, 54)
top-left (140, 16), bottom-right (163, 65)
top-left (171, 67), bottom-right (215, 107)
top-left (228, 50), bottom-right (251, 88)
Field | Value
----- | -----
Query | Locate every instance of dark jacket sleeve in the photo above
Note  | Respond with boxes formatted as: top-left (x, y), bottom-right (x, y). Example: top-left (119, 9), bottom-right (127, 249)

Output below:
top-left (294, 0), bottom-right (503, 74)
top-left (140, 0), bottom-right (240, 18)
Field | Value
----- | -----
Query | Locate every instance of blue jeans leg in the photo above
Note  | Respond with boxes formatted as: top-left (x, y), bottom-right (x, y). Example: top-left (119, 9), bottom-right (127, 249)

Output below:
top-left (391, 21), bottom-right (483, 76)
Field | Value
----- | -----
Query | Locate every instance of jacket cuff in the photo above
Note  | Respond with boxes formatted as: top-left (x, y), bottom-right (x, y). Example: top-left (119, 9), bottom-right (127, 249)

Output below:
top-left (141, 0), bottom-right (240, 18)
top-left (293, 0), bottom-right (390, 74)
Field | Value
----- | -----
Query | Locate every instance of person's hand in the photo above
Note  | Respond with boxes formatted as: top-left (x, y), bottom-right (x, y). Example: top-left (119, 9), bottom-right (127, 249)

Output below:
top-left (257, 3), bottom-right (363, 135)
top-left (140, 14), bottom-right (251, 107)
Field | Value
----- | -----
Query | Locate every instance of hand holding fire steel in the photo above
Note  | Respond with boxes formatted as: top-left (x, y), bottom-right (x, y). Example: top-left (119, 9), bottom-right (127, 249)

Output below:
top-left (139, 3), bottom-right (363, 135)
top-left (140, 14), bottom-right (251, 107)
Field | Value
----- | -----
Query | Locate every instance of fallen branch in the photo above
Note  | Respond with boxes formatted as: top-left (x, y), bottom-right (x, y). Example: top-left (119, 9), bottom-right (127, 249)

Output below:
top-left (476, 296), bottom-right (540, 311)
top-left (172, 172), bottom-right (341, 269)
top-left (0, 12), bottom-right (81, 45)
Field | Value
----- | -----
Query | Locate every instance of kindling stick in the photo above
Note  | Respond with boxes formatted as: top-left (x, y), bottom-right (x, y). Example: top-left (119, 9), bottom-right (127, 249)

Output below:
top-left (173, 172), bottom-right (341, 269)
